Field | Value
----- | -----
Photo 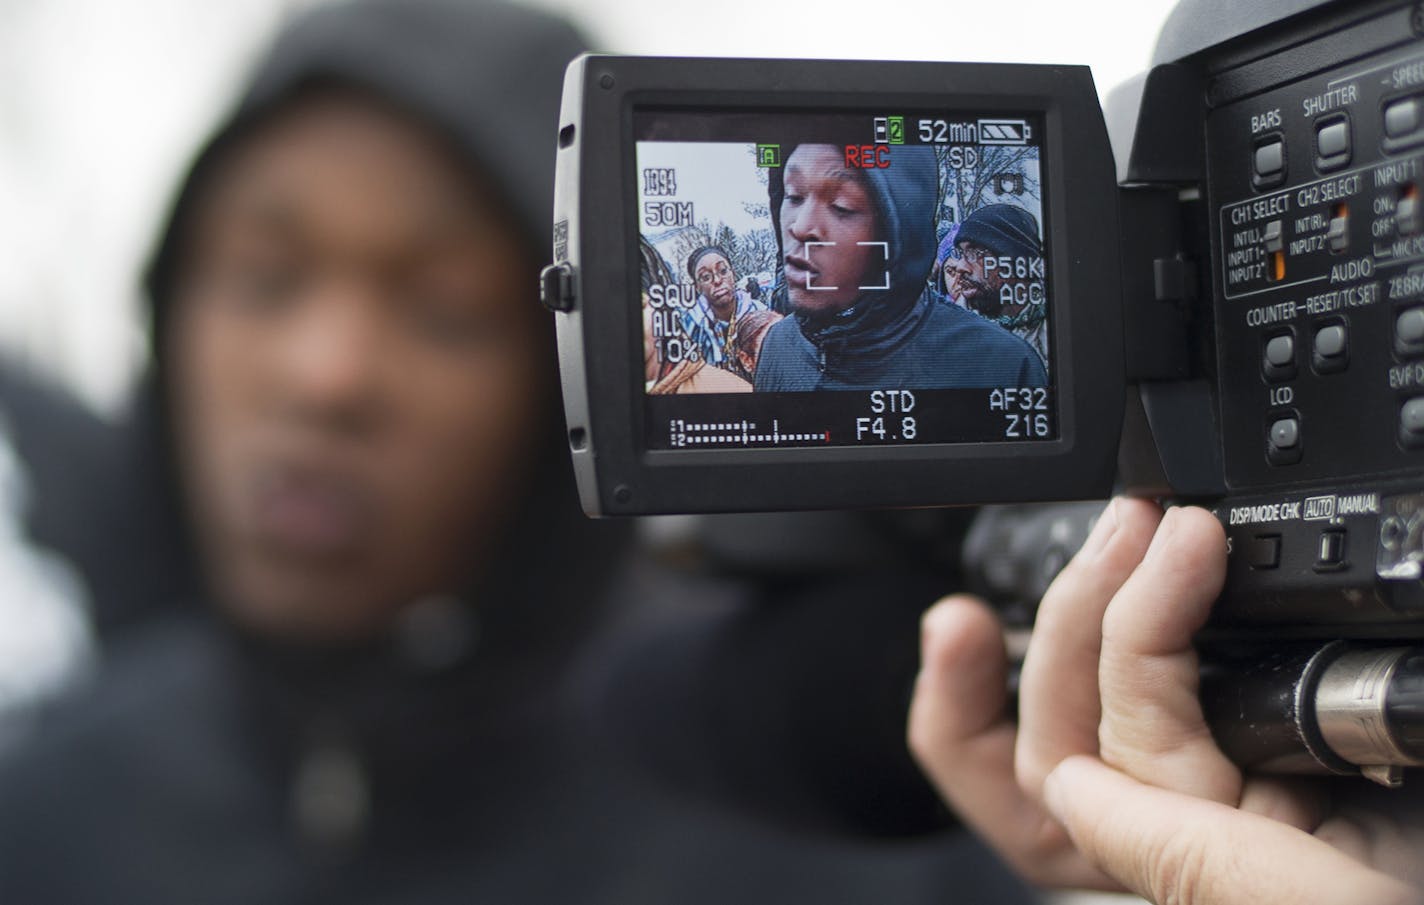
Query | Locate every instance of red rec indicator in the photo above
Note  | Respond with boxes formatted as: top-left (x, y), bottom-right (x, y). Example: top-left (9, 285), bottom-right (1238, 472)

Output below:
top-left (844, 145), bottom-right (891, 169)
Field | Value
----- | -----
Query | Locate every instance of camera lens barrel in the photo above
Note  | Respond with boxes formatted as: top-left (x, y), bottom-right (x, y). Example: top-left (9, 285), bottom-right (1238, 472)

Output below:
top-left (1387, 650), bottom-right (1424, 761)
top-left (1315, 647), bottom-right (1424, 780)
top-left (1201, 643), bottom-right (1351, 776)
top-left (1203, 644), bottom-right (1424, 787)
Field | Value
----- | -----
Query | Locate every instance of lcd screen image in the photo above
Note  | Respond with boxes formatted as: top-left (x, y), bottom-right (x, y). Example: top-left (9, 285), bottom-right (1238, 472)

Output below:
top-left (636, 110), bottom-right (1054, 450)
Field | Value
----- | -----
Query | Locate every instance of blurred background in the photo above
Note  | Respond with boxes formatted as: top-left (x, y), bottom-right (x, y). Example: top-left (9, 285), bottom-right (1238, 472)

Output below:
top-left (1, 0), bottom-right (1178, 415)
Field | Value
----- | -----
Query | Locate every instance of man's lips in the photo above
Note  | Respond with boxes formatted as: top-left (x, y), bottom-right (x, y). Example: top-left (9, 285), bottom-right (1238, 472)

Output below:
top-left (959, 277), bottom-right (988, 297)
top-left (784, 253), bottom-right (818, 288)
top-left (247, 462), bottom-right (377, 560)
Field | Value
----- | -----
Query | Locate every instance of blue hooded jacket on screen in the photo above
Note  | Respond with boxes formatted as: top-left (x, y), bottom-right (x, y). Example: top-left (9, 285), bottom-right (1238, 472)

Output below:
top-left (754, 145), bottom-right (1048, 392)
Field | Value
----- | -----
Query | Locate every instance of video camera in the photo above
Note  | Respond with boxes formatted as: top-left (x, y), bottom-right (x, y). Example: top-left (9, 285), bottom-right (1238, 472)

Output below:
top-left (541, 0), bottom-right (1424, 784)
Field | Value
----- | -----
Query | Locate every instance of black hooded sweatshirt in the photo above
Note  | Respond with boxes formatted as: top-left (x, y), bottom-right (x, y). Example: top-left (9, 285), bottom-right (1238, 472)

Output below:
top-left (0, 3), bottom-right (1037, 903)
top-left (754, 144), bottom-right (1046, 392)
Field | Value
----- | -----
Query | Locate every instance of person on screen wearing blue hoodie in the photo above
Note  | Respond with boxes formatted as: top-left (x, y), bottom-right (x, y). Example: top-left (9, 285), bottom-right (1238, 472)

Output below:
top-left (753, 144), bottom-right (1047, 392)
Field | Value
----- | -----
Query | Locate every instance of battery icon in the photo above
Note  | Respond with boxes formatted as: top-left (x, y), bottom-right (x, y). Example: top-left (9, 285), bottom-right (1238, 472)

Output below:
top-left (887, 116), bottom-right (904, 144)
top-left (874, 116), bottom-right (905, 144)
top-left (977, 118), bottom-right (1031, 145)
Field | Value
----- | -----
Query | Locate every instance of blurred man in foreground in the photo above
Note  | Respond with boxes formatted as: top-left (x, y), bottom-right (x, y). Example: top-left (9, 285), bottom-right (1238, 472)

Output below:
top-left (0, 2), bottom-right (1034, 903)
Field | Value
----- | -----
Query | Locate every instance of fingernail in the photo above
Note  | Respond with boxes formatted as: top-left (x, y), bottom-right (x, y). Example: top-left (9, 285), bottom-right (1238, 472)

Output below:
top-left (1144, 506), bottom-right (1179, 561)
top-left (1077, 499), bottom-right (1119, 560)
top-left (920, 600), bottom-right (955, 646)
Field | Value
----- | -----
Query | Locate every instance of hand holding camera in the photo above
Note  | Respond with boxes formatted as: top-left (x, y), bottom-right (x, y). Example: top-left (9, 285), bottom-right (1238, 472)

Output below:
top-left (909, 499), bottom-right (1424, 904)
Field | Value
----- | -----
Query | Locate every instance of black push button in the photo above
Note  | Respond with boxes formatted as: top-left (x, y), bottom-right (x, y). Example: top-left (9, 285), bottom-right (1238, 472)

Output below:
top-left (1386, 97), bottom-right (1421, 138)
top-left (1265, 334), bottom-right (1294, 367)
top-left (1397, 307), bottom-right (1424, 355)
top-left (1401, 398), bottom-right (1424, 448)
top-left (1270, 417), bottom-right (1299, 449)
top-left (1315, 325), bottom-right (1346, 357)
top-left (1255, 141), bottom-right (1283, 176)
top-left (1254, 138), bottom-right (1285, 187)
top-left (1316, 116), bottom-right (1350, 168)
top-left (1385, 96), bottom-right (1424, 151)
top-left (1263, 330), bottom-right (1297, 381)
top-left (539, 262), bottom-right (576, 312)
top-left (1316, 530), bottom-right (1346, 570)
top-left (1312, 322), bottom-right (1348, 374)
top-left (1246, 534), bottom-right (1281, 569)
top-left (1268, 415), bottom-right (1302, 465)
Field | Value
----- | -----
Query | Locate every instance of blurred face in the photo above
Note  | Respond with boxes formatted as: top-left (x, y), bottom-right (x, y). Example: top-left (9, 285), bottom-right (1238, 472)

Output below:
top-left (779, 145), bottom-right (878, 316)
top-left (693, 252), bottom-right (736, 319)
top-left (169, 90), bottom-right (545, 641)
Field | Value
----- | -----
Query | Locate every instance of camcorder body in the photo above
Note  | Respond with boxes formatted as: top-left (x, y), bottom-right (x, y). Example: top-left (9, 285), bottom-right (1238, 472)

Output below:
top-left (541, 0), bottom-right (1424, 783)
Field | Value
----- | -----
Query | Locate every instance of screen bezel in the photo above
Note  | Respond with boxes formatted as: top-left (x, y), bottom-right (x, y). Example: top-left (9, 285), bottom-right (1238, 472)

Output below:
top-left (558, 56), bottom-right (1124, 514)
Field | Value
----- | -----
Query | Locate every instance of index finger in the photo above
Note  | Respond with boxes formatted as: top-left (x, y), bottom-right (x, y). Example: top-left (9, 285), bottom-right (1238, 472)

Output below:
top-left (1095, 506), bottom-right (1239, 804)
top-left (1015, 497), bottom-right (1163, 794)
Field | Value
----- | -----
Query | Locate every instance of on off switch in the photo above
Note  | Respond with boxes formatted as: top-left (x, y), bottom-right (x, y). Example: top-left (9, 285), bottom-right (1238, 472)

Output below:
top-left (1263, 220), bottom-right (1285, 282)
top-left (1399, 185), bottom-right (1421, 236)
top-left (1316, 530), bottom-right (1346, 571)
top-left (1327, 203), bottom-right (1349, 253)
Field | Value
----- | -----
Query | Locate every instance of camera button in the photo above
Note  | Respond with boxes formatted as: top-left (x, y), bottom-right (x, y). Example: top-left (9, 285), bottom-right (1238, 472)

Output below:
top-left (1315, 530), bottom-right (1347, 571)
top-left (1267, 415), bottom-right (1303, 465)
top-left (1270, 417), bottom-right (1299, 450)
top-left (1246, 534), bottom-right (1281, 569)
top-left (1265, 333), bottom-right (1294, 368)
top-left (1396, 307), bottom-right (1424, 354)
top-left (1386, 97), bottom-right (1421, 139)
top-left (1384, 96), bottom-right (1424, 151)
top-left (1400, 398), bottom-right (1424, 447)
top-left (1315, 115), bottom-right (1350, 171)
top-left (1254, 138), bottom-right (1285, 185)
top-left (1312, 322), bottom-right (1348, 373)
top-left (1263, 330), bottom-right (1297, 382)
top-left (539, 262), bottom-right (577, 313)
top-left (1315, 325), bottom-right (1346, 357)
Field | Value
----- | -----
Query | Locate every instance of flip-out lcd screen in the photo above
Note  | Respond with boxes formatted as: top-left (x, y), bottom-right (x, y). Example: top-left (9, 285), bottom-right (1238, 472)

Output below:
top-left (636, 109), bottom-right (1054, 450)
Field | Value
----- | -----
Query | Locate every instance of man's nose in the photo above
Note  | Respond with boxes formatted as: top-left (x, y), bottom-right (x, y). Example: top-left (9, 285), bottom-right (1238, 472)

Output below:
top-left (271, 280), bottom-right (387, 426)
top-left (787, 206), bottom-right (821, 242)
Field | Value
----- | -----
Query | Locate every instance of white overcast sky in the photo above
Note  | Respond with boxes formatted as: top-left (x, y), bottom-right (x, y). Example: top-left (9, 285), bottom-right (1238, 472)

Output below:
top-left (0, 0), bottom-right (1179, 413)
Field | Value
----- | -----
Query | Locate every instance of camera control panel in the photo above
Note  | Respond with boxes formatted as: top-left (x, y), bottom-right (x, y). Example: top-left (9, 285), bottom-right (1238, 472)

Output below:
top-left (1210, 41), bottom-right (1424, 491)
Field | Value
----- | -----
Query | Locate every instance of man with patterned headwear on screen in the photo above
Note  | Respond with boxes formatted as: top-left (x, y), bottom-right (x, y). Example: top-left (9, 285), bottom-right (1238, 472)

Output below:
top-left (952, 203), bottom-right (1050, 365)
